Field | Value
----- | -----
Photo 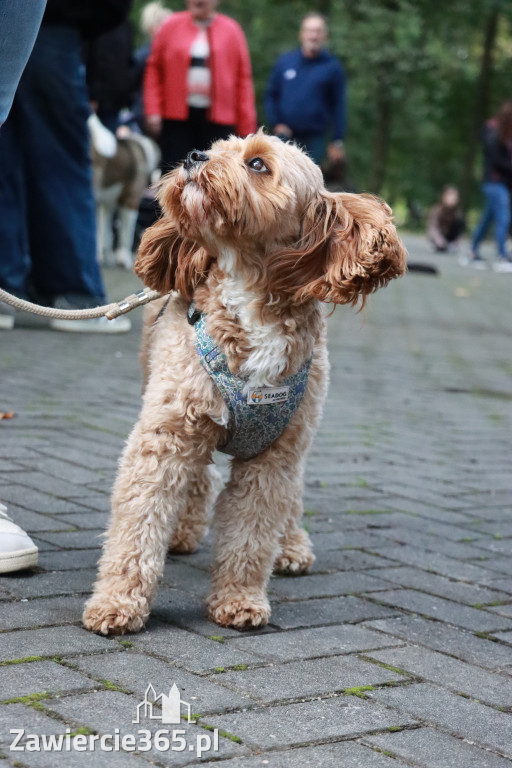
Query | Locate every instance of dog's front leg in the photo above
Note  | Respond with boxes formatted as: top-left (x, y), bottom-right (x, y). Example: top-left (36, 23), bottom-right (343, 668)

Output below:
top-left (83, 418), bottom-right (214, 636)
top-left (207, 446), bottom-right (305, 630)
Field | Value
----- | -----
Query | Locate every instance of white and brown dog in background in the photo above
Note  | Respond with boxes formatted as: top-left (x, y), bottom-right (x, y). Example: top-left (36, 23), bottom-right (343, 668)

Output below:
top-left (83, 130), bottom-right (406, 635)
top-left (89, 114), bottom-right (160, 269)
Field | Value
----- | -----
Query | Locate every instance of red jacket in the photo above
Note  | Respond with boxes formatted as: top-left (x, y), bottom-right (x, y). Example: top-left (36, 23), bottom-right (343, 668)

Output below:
top-left (144, 11), bottom-right (257, 137)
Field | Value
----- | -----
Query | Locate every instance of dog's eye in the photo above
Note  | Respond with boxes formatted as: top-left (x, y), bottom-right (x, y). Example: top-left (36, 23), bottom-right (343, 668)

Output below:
top-left (247, 157), bottom-right (268, 173)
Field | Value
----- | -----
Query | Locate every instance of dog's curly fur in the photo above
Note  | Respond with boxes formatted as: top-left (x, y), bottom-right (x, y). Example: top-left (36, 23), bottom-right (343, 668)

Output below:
top-left (83, 131), bottom-right (406, 635)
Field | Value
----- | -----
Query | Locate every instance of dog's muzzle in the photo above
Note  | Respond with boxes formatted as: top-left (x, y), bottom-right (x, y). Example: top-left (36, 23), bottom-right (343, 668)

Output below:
top-left (184, 150), bottom-right (209, 171)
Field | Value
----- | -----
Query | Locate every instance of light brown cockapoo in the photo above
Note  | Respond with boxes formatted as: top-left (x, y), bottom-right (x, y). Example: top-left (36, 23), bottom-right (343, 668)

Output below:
top-left (83, 131), bottom-right (406, 635)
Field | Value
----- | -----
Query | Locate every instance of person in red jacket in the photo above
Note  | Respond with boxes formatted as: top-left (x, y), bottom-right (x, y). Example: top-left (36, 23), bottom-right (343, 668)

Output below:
top-left (144, 0), bottom-right (257, 172)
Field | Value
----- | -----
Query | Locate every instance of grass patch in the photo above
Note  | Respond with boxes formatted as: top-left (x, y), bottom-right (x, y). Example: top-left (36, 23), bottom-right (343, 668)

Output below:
top-left (304, 509), bottom-right (316, 517)
top-left (202, 724), bottom-right (242, 744)
top-left (347, 509), bottom-right (392, 516)
top-left (231, 664), bottom-right (248, 671)
top-left (212, 667), bottom-right (225, 674)
top-left (344, 685), bottom-right (374, 698)
top-left (118, 640), bottom-right (134, 649)
top-left (0, 657), bottom-right (42, 666)
top-left (3, 692), bottom-right (50, 708)
top-left (209, 636), bottom-right (225, 643)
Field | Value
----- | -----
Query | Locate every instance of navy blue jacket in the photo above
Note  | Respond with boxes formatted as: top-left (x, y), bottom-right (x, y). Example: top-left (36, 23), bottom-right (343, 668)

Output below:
top-left (265, 48), bottom-right (346, 140)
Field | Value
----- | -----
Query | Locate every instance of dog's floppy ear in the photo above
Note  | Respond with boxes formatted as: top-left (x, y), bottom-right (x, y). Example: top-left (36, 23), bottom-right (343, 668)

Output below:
top-left (134, 219), bottom-right (212, 300)
top-left (268, 192), bottom-right (406, 306)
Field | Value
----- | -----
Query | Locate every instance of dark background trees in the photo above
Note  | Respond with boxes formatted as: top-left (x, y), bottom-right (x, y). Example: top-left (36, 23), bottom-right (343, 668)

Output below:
top-left (132, 0), bottom-right (512, 218)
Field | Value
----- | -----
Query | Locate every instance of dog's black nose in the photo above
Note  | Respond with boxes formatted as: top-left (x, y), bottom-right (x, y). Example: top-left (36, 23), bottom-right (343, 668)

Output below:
top-left (184, 150), bottom-right (209, 170)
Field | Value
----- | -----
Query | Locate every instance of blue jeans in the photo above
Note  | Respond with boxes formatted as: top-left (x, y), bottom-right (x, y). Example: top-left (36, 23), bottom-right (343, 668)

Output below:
top-left (292, 132), bottom-right (326, 166)
top-left (0, 0), bottom-right (47, 126)
top-left (0, 25), bottom-right (106, 305)
top-left (472, 182), bottom-right (511, 259)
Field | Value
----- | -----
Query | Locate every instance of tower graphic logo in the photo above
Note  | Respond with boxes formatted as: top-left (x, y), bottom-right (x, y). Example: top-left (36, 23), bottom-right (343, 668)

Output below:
top-left (133, 683), bottom-right (195, 725)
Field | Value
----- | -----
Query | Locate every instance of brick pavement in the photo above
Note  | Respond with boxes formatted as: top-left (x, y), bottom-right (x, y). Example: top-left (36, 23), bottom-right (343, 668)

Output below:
top-left (0, 234), bottom-right (511, 767)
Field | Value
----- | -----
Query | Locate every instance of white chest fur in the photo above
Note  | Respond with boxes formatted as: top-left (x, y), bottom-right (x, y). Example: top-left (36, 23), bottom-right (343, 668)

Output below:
top-left (218, 250), bottom-right (290, 388)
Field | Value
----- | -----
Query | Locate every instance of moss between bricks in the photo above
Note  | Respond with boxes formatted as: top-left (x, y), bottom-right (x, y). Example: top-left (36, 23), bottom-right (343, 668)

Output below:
top-left (201, 724), bottom-right (242, 744)
top-left (344, 685), bottom-right (374, 698)
top-left (99, 679), bottom-right (129, 694)
top-left (3, 693), bottom-right (50, 709)
top-left (209, 636), bottom-right (224, 643)
top-left (118, 640), bottom-right (134, 649)
top-left (0, 657), bottom-right (43, 666)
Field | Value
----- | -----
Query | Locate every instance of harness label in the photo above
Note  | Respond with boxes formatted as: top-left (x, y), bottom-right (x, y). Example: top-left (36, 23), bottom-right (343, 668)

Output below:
top-left (247, 386), bottom-right (290, 405)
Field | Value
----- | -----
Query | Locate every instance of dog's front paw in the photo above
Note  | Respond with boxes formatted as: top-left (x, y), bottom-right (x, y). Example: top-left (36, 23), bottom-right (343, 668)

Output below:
top-left (83, 595), bottom-right (149, 636)
top-left (207, 592), bottom-right (270, 630)
top-left (274, 530), bottom-right (315, 575)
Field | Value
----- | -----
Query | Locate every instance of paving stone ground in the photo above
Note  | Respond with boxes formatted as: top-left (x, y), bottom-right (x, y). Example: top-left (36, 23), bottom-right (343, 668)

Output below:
top-left (1, 234), bottom-right (511, 767)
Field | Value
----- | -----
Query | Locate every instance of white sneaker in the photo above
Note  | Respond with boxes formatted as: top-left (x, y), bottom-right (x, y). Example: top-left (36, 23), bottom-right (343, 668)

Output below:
top-left (49, 315), bottom-right (131, 333)
top-left (0, 301), bottom-right (15, 330)
top-left (493, 259), bottom-right (512, 273)
top-left (0, 503), bottom-right (38, 573)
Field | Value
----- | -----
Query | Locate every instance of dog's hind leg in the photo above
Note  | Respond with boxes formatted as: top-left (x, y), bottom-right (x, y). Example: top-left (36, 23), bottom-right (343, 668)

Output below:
top-left (273, 493), bottom-right (315, 575)
top-left (169, 464), bottom-right (220, 554)
top-left (115, 206), bottom-right (137, 269)
top-left (83, 410), bottom-right (217, 636)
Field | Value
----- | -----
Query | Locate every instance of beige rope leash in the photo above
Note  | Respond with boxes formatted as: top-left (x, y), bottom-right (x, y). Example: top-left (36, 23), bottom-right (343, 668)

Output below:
top-left (0, 287), bottom-right (162, 321)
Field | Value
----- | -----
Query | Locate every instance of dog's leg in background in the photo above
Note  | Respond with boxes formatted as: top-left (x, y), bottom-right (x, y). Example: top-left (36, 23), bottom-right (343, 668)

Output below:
top-left (169, 464), bottom-right (220, 554)
top-left (83, 411), bottom-right (216, 635)
top-left (96, 200), bottom-right (114, 266)
top-left (115, 206), bottom-right (138, 269)
top-left (273, 466), bottom-right (315, 575)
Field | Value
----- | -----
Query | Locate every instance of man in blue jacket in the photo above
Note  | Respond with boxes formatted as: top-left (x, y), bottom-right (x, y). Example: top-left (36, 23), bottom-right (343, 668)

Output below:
top-left (265, 12), bottom-right (346, 166)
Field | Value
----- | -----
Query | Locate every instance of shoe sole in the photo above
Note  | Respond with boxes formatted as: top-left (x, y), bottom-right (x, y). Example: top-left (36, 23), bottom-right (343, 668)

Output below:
top-left (0, 315), bottom-right (14, 330)
top-left (0, 547), bottom-right (38, 573)
top-left (49, 319), bottom-right (131, 333)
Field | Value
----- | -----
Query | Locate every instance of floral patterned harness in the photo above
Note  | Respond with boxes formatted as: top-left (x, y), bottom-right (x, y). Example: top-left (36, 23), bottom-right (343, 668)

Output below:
top-left (188, 305), bottom-right (312, 460)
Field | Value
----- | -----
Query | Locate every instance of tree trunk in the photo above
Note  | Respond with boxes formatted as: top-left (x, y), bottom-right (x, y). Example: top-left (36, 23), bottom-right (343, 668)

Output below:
top-left (462, 5), bottom-right (500, 199)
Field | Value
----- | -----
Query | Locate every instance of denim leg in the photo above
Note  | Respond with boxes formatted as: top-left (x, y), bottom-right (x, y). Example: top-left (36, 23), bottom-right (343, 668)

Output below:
top-left (0, 0), bottom-right (47, 126)
top-left (292, 132), bottom-right (326, 166)
top-left (471, 183), bottom-right (494, 254)
top-left (0, 116), bottom-right (30, 296)
top-left (493, 183), bottom-right (511, 258)
top-left (13, 26), bottom-right (106, 304)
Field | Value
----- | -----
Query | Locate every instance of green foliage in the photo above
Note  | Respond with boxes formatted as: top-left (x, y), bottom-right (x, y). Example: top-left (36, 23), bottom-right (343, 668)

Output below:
top-left (130, 0), bottom-right (512, 207)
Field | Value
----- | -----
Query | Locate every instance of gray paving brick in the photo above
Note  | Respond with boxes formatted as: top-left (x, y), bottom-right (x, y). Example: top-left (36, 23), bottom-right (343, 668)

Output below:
top-left (226, 624), bottom-right (403, 662)
top-left (270, 596), bottom-right (398, 629)
top-left (37, 549), bottom-right (100, 571)
top-left (367, 645), bottom-right (512, 708)
top-left (202, 697), bottom-right (417, 749)
top-left (372, 589), bottom-right (512, 632)
top-left (371, 683), bottom-right (512, 758)
top-left (363, 565), bottom-right (511, 606)
top-left (269, 571), bottom-right (387, 600)
top-left (3, 569), bottom-right (96, 599)
top-left (198, 741), bottom-right (409, 767)
top-left (365, 616), bottom-right (512, 670)
top-left (0, 660), bottom-right (96, 701)
top-left (74, 651), bottom-right (254, 714)
top-left (363, 543), bottom-right (498, 583)
top-left (215, 654), bottom-right (408, 704)
top-left (33, 530), bottom-right (105, 549)
top-left (0, 595), bottom-right (84, 630)
top-left (131, 621), bottom-right (260, 674)
top-left (364, 726), bottom-right (512, 768)
top-left (0, 626), bottom-right (114, 662)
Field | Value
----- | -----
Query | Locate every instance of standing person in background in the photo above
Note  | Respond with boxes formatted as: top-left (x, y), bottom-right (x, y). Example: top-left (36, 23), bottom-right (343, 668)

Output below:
top-left (0, 0), bottom-right (133, 332)
top-left (0, 0), bottom-right (47, 573)
top-left (469, 101), bottom-right (512, 272)
top-left (265, 12), bottom-right (346, 166)
top-left (144, 0), bottom-right (257, 172)
top-left (132, 1), bottom-right (173, 132)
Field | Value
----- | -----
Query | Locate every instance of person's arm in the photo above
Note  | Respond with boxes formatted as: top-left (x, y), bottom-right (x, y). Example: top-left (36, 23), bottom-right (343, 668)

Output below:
top-left (143, 23), bottom-right (166, 136)
top-left (235, 25), bottom-right (257, 137)
top-left (427, 205), bottom-right (447, 249)
top-left (327, 60), bottom-right (347, 162)
top-left (0, 0), bottom-right (47, 126)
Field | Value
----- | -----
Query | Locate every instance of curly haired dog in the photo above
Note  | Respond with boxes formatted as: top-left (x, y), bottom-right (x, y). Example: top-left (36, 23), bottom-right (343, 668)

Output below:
top-left (83, 131), bottom-right (406, 635)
